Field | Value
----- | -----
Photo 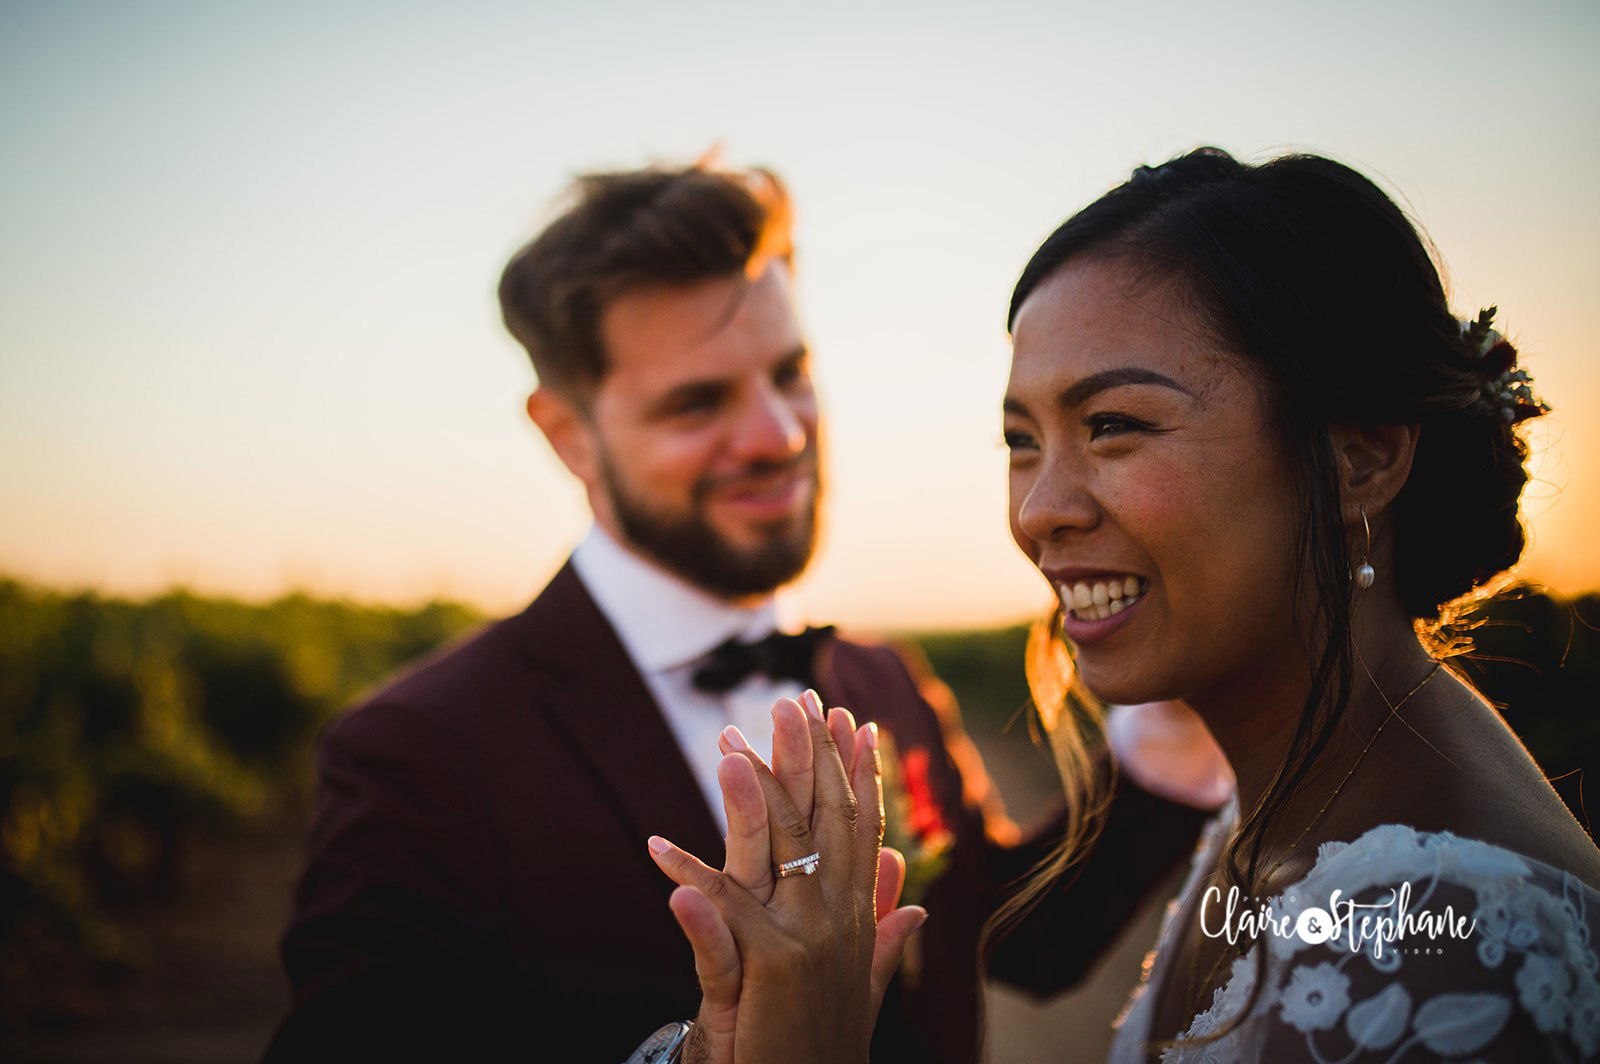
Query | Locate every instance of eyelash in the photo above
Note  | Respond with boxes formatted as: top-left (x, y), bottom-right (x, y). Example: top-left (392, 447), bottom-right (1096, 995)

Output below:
top-left (674, 394), bottom-right (721, 415)
top-left (1002, 430), bottom-right (1036, 452)
top-left (1002, 414), bottom-right (1154, 452)
top-left (1083, 412), bottom-right (1152, 439)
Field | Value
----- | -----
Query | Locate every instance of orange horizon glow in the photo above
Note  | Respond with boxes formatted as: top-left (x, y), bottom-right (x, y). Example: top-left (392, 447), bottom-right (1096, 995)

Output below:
top-left (3, 2), bottom-right (1597, 635)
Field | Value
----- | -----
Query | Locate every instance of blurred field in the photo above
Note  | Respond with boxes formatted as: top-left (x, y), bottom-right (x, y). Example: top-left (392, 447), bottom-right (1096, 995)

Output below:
top-left (1, 580), bottom-right (1595, 1062)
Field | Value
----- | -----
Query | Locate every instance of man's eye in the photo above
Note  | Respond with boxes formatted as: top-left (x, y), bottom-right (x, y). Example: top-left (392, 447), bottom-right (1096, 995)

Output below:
top-left (1084, 413), bottom-right (1150, 440)
top-left (674, 392), bottom-right (721, 415)
top-left (773, 362), bottom-right (806, 388)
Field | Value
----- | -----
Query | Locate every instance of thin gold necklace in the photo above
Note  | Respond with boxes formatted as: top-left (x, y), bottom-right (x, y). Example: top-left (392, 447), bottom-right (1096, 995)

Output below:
top-left (1180, 661), bottom-right (1444, 1018)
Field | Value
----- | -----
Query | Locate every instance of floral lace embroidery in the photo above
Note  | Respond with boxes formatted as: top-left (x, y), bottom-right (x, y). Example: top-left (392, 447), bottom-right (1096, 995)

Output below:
top-left (1109, 820), bottom-right (1600, 1063)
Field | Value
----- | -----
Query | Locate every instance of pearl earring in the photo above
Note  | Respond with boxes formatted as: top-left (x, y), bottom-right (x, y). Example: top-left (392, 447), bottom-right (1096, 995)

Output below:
top-left (1354, 507), bottom-right (1376, 590)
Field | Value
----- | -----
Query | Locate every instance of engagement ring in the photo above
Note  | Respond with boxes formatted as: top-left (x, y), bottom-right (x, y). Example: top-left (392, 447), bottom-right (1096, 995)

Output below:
top-left (775, 852), bottom-right (821, 878)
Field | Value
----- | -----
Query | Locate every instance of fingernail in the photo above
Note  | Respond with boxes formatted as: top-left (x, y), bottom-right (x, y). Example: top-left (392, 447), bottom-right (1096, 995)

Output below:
top-left (911, 906), bottom-right (929, 928)
top-left (721, 725), bottom-right (750, 752)
top-left (865, 721), bottom-right (880, 750)
top-left (647, 835), bottom-right (672, 856)
top-left (801, 689), bottom-right (825, 721)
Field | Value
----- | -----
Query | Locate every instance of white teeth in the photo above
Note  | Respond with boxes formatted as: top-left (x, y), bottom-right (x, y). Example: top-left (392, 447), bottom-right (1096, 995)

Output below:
top-left (1059, 575), bottom-right (1147, 622)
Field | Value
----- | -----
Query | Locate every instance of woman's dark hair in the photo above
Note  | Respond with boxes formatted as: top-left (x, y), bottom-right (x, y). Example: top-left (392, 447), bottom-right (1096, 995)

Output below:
top-left (983, 147), bottom-right (1543, 1049)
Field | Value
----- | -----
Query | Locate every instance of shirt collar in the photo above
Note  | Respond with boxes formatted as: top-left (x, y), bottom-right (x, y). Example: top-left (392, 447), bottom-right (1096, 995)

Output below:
top-left (570, 523), bottom-right (799, 674)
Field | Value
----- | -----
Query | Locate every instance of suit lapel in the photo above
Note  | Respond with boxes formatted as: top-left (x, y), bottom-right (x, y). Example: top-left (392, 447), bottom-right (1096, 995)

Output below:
top-left (515, 562), bottom-right (725, 869)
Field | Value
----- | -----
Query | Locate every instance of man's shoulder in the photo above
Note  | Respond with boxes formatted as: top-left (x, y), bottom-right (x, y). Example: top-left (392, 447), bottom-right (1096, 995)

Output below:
top-left (324, 609), bottom-right (544, 748)
top-left (373, 611), bottom-right (540, 710)
top-left (339, 563), bottom-right (602, 726)
top-left (826, 628), bottom-right (943, 701)
top-left (829, 627), bottom-right (907, 665)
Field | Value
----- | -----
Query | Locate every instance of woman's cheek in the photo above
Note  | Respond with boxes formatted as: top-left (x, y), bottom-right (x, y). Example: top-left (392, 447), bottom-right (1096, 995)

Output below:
top-left (1111, 454), bottom-right (1205, 548)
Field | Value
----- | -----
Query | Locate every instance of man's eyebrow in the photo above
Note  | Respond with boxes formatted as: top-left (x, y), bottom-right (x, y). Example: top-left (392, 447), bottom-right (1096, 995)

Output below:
top-left (1003, 367), bottom-right (1195, 416)
top-left (648, 345), bottom-right (810, 417)
top-left (648, 376), bottom-right (730, 416)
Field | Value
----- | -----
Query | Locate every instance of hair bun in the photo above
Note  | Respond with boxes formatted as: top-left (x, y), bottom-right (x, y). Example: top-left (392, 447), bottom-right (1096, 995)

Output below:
top-left (1459, 307), bottom-right (1551, 427)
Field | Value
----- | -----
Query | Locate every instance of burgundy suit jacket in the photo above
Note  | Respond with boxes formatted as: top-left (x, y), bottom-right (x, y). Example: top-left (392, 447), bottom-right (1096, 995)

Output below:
top-left (266, 562), bottom-right (1206, 1062)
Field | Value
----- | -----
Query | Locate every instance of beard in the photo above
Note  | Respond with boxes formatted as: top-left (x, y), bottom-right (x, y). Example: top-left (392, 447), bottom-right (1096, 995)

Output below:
top-left (599, 447), bottom-right (820, 599)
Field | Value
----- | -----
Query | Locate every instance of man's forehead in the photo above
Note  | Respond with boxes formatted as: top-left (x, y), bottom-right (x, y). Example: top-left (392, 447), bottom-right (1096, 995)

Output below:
top-left (599, 261), bottom-right (800, 382)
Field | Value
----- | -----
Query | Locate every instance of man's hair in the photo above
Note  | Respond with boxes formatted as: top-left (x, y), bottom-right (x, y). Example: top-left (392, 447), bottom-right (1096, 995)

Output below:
top-left (498, 163), bottom-right (794, 397)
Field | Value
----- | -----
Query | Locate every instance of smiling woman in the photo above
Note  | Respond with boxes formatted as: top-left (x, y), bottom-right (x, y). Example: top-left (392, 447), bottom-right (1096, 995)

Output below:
top-left (641, 147), bottom-right (1600, 1064)
top-left (995, 147), bottom-right (1600, 1062)
top-left (1004, 259), bottom-right (1289, 691)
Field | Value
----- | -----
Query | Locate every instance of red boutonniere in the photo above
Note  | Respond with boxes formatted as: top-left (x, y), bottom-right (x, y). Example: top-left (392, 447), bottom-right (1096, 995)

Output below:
top-left (878, 736), bottom-right (953, 909)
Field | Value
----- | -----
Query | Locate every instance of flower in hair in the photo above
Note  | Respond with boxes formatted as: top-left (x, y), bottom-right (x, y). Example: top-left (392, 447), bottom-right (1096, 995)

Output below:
top-left (1462, 307), bottom-right (1550, 424)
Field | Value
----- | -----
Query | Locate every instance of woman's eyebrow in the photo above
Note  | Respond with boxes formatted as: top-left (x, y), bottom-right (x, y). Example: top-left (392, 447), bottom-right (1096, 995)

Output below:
top-left (1002, 366), bottom-right (1195, 417)
top-left (1056, 367), bottom-right (1195, 409)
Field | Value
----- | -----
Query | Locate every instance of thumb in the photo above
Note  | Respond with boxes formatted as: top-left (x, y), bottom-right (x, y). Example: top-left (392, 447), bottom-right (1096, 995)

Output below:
top-left (869, 904), bottom-right (929, 1014)
top-left (668, 886), bottom-right (740, 1064)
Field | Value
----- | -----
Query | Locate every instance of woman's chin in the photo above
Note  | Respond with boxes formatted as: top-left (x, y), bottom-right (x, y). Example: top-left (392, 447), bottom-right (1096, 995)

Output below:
top-left (1075, 661), bottom-right (1170, 710)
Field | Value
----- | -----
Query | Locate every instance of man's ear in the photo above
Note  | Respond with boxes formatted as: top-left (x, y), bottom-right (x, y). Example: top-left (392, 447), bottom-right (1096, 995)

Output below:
top-left (1329, 421), bottom-right (1420, 524)
top-left (526, 387), bottom-right (600, 486)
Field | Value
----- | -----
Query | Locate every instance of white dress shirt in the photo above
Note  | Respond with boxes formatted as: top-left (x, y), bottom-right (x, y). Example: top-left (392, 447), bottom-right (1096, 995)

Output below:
top-left (1105, 702), bottom-right (1236, 810)
top-left (569, 524), bottom-right (806, 835)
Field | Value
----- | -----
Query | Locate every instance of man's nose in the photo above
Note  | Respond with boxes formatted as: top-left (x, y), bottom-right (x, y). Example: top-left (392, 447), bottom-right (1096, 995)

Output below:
top-left (730, 382), bottom-right (809, 461)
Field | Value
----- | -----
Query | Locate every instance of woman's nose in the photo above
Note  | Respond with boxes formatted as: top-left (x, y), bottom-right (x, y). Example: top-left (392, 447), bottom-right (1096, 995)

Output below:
top-left (1016, 464), bottom-right (1099, 543)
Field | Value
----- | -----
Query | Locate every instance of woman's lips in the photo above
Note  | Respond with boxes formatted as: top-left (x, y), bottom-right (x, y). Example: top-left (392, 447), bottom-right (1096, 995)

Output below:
top-left (1056, 574), bottom-right (1148, 644)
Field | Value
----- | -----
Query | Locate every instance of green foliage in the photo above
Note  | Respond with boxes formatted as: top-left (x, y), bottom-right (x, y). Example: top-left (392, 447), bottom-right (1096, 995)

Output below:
top-left (0, 579), bottom-right (1593, 1021)
top-left (0, 580), bottom-right (481, 999)
top-left (910, 624), bottom-right (1032, 729)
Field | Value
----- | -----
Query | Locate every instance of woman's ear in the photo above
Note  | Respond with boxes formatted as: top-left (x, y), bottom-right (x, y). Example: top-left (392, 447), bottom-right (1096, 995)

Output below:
top-left (1329, 421), bottom-right (1420, 524)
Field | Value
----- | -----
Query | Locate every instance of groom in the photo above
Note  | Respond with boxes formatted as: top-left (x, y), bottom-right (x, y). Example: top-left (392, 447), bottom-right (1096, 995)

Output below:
top-left (266, 161), bottom-right (1219, 1063)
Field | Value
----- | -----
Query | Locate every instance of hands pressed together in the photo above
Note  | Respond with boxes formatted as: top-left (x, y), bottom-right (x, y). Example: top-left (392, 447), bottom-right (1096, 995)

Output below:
top-left (646, 690), bottom-right (928, 1064)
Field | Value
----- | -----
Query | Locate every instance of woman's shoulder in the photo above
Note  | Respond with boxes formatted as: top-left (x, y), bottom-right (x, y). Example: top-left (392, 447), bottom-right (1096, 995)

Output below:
top-left (1294, 820), bottom-right (1598, 901)
top-left (1167, 823), bottom-right (1600, 1062)
top-left (1321, 700), bottom-right (1600, 895)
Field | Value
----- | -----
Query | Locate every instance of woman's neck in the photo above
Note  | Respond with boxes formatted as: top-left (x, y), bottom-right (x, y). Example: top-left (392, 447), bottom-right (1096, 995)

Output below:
top-left (1189, 591), bottom-right (1437, 834)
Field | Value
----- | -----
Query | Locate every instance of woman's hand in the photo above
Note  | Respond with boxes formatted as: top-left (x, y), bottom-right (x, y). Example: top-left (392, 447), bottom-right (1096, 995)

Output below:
top-left (647, 693), bottom-right (927, 1064)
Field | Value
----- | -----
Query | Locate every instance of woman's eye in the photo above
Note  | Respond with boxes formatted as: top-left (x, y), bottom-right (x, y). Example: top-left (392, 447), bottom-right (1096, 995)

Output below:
top-left (1084, 412), bottom-right (1150, 440)
top-left (1002, 430), bottom-right (1037, 452)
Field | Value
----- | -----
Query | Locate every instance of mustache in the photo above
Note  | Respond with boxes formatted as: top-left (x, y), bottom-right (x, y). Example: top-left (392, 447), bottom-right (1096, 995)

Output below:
top-left (695, 448), bottom-right (818, 498)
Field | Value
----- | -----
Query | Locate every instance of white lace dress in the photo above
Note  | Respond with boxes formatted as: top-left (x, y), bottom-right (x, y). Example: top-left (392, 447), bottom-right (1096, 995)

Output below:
top-left (1108, 803), bottom-right (1600, 1062)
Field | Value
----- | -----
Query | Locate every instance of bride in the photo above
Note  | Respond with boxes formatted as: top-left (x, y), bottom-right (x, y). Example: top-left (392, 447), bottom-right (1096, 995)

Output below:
top-left (642, 148), bottom-right (1600, 1062)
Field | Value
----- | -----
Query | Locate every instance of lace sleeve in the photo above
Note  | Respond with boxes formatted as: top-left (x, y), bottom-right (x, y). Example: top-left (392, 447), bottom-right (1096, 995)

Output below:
top-left (1249, 871), bottom-right (1600, 1062)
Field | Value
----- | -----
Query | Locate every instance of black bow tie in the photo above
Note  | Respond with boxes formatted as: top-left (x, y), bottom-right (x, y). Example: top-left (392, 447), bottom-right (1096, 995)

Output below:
top-left (690, 625), bottom-right (836, 694)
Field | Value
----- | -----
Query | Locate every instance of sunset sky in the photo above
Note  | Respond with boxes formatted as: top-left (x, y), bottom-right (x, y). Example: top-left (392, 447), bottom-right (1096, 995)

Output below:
top-left (3, 0), bottom-right (1597, 629)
